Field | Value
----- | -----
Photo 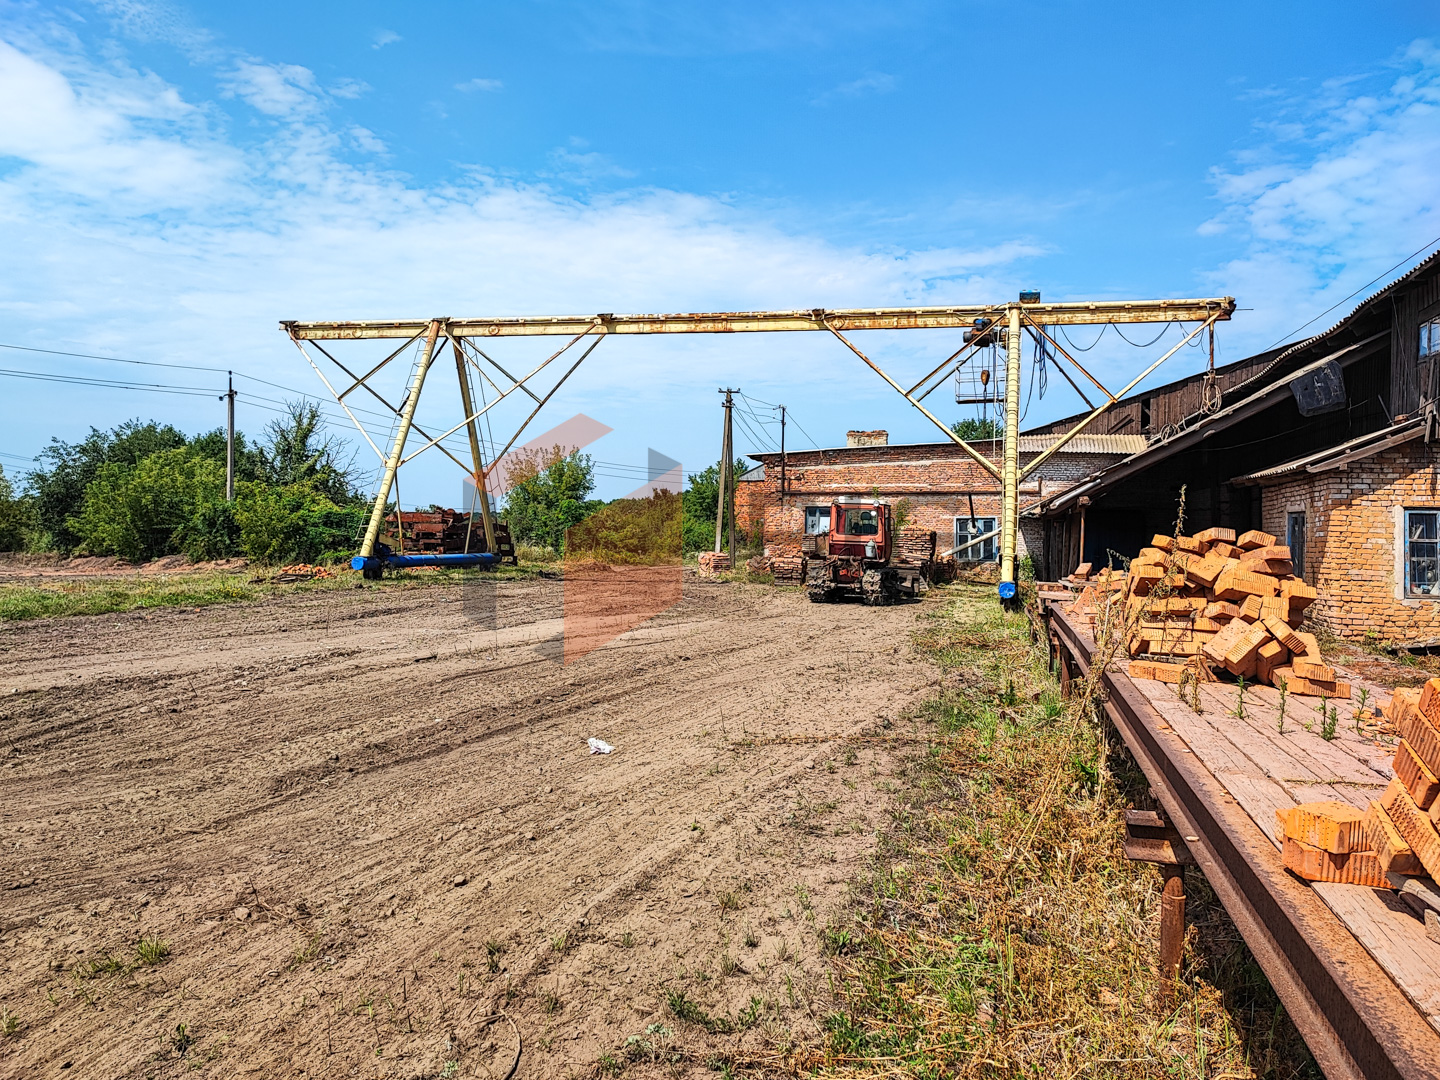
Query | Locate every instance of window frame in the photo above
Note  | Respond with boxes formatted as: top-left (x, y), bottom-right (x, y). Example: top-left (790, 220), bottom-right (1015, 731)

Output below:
top-left (1420, 316), bottom-right (1440, 360)
top-left (954, 516), bottom-right (999, 563)
top-left (1404, 508), bottom-right (1440, 598)
top-left (803, 505), bottom-right (831, 536)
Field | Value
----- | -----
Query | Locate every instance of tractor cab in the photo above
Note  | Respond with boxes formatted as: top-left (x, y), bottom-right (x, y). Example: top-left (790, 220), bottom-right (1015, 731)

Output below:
top-left (828, 500), bottom-right (890, 566)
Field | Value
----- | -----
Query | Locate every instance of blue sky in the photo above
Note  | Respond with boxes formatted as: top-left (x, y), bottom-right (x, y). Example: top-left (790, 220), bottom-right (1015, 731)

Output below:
top-left (0, 1), bottom-right (1438, 503)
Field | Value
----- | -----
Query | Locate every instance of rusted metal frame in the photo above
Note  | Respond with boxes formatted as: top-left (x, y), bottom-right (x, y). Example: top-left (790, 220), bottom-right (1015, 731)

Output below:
top-left (905, 337), bottom-right (982, 398)
top-left (1019, 314), bottom-right (1220, 480)
top-left (306, 340), bottom-right (475, 475)
top-left (483, 333), bottom-right (605, 477)
top-left (286, 335), bottom-right (386, 463)
top-left (823, 321), bottom-right (1002, 480)
top-left (1048, 607), bottom-right (1435, 1080)
top-left (450, 334), bottom-right (497, 554)
top-left (281, 298), bottom-right (1234, 340)
top-left (1023, 324), bottom-right (1095, 410)
top-left (336, 330), bottom-right (426, 401)
top-left (460, 339), bottom-right (543, 404)
top-left (1022, 314), bottom-right (1117, 405)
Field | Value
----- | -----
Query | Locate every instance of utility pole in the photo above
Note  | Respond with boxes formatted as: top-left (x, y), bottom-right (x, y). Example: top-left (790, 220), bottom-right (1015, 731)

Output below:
top-left (224, 372), bottom-right (236, 503)
top-left (778, 404), bottom-right (786, 507)
top-left (715, 389), bottom-right (737, 560)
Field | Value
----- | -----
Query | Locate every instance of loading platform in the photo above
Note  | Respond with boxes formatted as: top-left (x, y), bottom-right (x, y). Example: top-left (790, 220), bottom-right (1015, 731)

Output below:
top-left (1041, 594), bottom-right (1440, 1080)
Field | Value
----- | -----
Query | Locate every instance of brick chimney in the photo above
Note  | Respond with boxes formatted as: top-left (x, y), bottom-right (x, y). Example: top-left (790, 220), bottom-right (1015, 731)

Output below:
top-left (846, 429), bottom-right (888, 448)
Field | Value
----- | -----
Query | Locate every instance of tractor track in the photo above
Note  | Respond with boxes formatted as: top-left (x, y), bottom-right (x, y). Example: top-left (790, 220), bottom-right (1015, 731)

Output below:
top-left (0, 576), bottom-right (938, 1079)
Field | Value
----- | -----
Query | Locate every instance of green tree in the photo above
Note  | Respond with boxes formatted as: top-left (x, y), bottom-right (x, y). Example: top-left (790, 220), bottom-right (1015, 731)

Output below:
top-left (70, 447), bottom-right (225, 562)
top-left (188, 428), bottom-right (264, 484)
top-left (681, 458), bottom-right (749, 553)
top-left (500, 448), bottom-right (602, 554)
top-left (26, 420), bottom-right (188, 551)
top-left (232, 482), bottom-right (365, 564)
top-left (951, 418), bottom-right (1001, 441)
top-left (255, 402), bottom-right (357, 503)
top-left (0, 465), bottom-right (36, 552)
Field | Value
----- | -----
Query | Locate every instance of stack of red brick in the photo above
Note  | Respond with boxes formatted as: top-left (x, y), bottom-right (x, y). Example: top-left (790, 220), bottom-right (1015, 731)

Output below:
top-left (894, 529), bottom-right (937, 565)
top-left (1275, 686), bottom-right (1440, 909)
top-left (696, 552), bottom-right (731, 578)
top-left (771, 556), bottom-right (805, 585)
top-left (1073, 526), bottom-right (1341, 696)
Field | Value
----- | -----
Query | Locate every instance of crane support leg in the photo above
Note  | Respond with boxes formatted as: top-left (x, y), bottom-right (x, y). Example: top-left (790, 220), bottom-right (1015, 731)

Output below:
top-left (359, 319), bottom-right (442, 558)
top-left (1000, 304), bottom-right (1022, 593)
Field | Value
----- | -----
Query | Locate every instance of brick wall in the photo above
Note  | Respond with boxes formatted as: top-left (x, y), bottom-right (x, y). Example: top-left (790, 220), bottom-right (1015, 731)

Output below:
top-left (1259, 441), bottom-right (1440, 642)
top-left (740, 445), bottom-right (1123, 564)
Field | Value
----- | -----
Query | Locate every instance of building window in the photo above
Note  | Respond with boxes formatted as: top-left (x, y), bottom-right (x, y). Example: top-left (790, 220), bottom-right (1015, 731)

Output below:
top-left (1421, 317), bottom-right (1440, 359)
top-left (804, 505), bottom-right (831, 535)
top-left (1287, 511), bottom-right (1306, 581)
top-left (954, 516), bottom-right (998, 562)
top-left (1406, 509), bottom-right (1440, 597)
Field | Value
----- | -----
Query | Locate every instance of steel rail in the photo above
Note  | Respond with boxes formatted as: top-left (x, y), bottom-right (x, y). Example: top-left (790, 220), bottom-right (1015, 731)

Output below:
top-left (1046, 604), bottom-right (1439, 1080)
top-left (280, 298), bottom-right (1235, 339)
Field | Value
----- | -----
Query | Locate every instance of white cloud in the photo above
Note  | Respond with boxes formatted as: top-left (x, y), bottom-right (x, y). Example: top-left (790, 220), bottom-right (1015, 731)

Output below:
top-left (0, 34), bottom-right (1039, 502)
top-left (455, 77), bottom-right (503, 93)
top-left (221, 59), bottom-right (325, 119)
top-left (812, 71), bottom-right (896, 106)
top-left (371, 29), bottom-right (401, 49)
top-left (1203, 41), bottom-right (1440, 348)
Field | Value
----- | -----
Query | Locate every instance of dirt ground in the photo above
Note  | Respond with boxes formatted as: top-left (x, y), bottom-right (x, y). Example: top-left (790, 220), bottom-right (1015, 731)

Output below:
top-left (0, 575), bottom-right (940, 1079)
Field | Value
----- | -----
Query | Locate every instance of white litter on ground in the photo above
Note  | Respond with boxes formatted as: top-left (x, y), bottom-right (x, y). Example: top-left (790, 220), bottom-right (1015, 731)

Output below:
top-left (587, 737), bottom-right (615, 755)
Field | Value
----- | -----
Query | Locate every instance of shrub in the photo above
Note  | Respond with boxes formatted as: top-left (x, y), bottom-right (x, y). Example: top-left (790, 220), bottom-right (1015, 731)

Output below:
top-left (233, 483), bottom-right (365, 565)
top-left (70, 448), bottom-right (225, 562)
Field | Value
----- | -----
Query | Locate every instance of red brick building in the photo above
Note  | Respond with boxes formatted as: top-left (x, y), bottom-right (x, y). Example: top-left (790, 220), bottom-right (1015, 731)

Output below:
top-left (739, 430), bottom-right (1141, 567)
top-left (1030, 246), bottom-right (1440, 644)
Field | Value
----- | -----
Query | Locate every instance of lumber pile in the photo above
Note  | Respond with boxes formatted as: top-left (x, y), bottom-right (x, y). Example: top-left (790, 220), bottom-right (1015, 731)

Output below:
top-left (895, 528), bottom-right (937, 565)
top-left (1072, 527), bottom-right (1342, 696)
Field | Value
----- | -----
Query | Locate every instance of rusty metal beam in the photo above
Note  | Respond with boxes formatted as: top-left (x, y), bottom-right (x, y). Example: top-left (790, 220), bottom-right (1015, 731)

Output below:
top-left (822, 321), bottom-right (1002, 480)
top-left (281, 298), bottom-right (1235, 340)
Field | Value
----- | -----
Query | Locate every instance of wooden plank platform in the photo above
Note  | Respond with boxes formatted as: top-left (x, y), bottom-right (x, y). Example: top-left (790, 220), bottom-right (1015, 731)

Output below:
top-left (1045, 601), bottom-right (1440, 1080)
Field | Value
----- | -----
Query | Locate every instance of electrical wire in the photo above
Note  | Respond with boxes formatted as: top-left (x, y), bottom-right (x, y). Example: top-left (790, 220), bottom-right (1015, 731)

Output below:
top-left (1267, 234), bottom-right (1440, 349)
top-left (1109, 322), bottom-right (1172, 348)
top-left (1059, 324), bottom-right (1106, 352)
top-left (0, 366), bottom-right (222, 397)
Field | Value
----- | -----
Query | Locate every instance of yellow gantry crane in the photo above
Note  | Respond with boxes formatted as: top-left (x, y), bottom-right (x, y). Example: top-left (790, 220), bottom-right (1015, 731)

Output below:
top-left (283, 294), bottom-right (1234, 595)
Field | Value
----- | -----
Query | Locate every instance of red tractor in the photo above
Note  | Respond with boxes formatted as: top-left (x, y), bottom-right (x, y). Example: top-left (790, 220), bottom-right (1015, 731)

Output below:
top-left (801, 498), bottom-right (929, 605)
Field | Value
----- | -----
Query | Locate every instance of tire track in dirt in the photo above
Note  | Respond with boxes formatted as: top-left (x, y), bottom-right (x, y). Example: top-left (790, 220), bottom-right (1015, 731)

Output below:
top-left (0, 577), bottom-right (939, 1079)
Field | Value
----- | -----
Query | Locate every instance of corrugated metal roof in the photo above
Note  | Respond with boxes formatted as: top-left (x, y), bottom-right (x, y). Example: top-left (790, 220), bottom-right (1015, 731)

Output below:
top-left (1231, 418), bottom-right (1426, 483)
top-left (1274, 247), bottom-right (1440, 365)
top-left (1015, 434), bottom-right (1147, 454)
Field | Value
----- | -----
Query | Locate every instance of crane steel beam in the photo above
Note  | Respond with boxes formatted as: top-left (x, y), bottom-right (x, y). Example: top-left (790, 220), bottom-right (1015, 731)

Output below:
top-left (280, 298), bottom-right (1234, 340)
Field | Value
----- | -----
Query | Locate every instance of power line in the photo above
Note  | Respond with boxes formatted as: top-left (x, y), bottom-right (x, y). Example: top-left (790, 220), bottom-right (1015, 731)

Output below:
top-left (0, 366), bottom-right (222, 397)
top-left (1266, 235), bottom-right (1440, 349)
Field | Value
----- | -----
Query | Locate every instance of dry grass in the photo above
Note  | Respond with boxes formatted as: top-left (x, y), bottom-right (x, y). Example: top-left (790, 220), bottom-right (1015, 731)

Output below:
top-left (809, 581), bottom-right (1321, 1080)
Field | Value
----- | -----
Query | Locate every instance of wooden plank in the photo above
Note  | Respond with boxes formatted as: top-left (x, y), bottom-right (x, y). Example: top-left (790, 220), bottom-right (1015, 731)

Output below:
top-left (1193, 684), bottom-right (1383, 787)
top-left (1142, 691), bottom-right (1307, 850)
top-left (1314, 881), bottom-right (1440, 1036)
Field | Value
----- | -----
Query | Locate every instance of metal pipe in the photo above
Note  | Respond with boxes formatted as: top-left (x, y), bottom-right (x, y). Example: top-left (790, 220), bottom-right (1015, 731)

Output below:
top-left (282, 298), bottom-right (1235, 340)
top-left (351, 551), bottom-right (500, 573)
top-left (359, 320), bottom-right (442, 558)
top-left (1001, 305), bottom-right (1022, 588)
